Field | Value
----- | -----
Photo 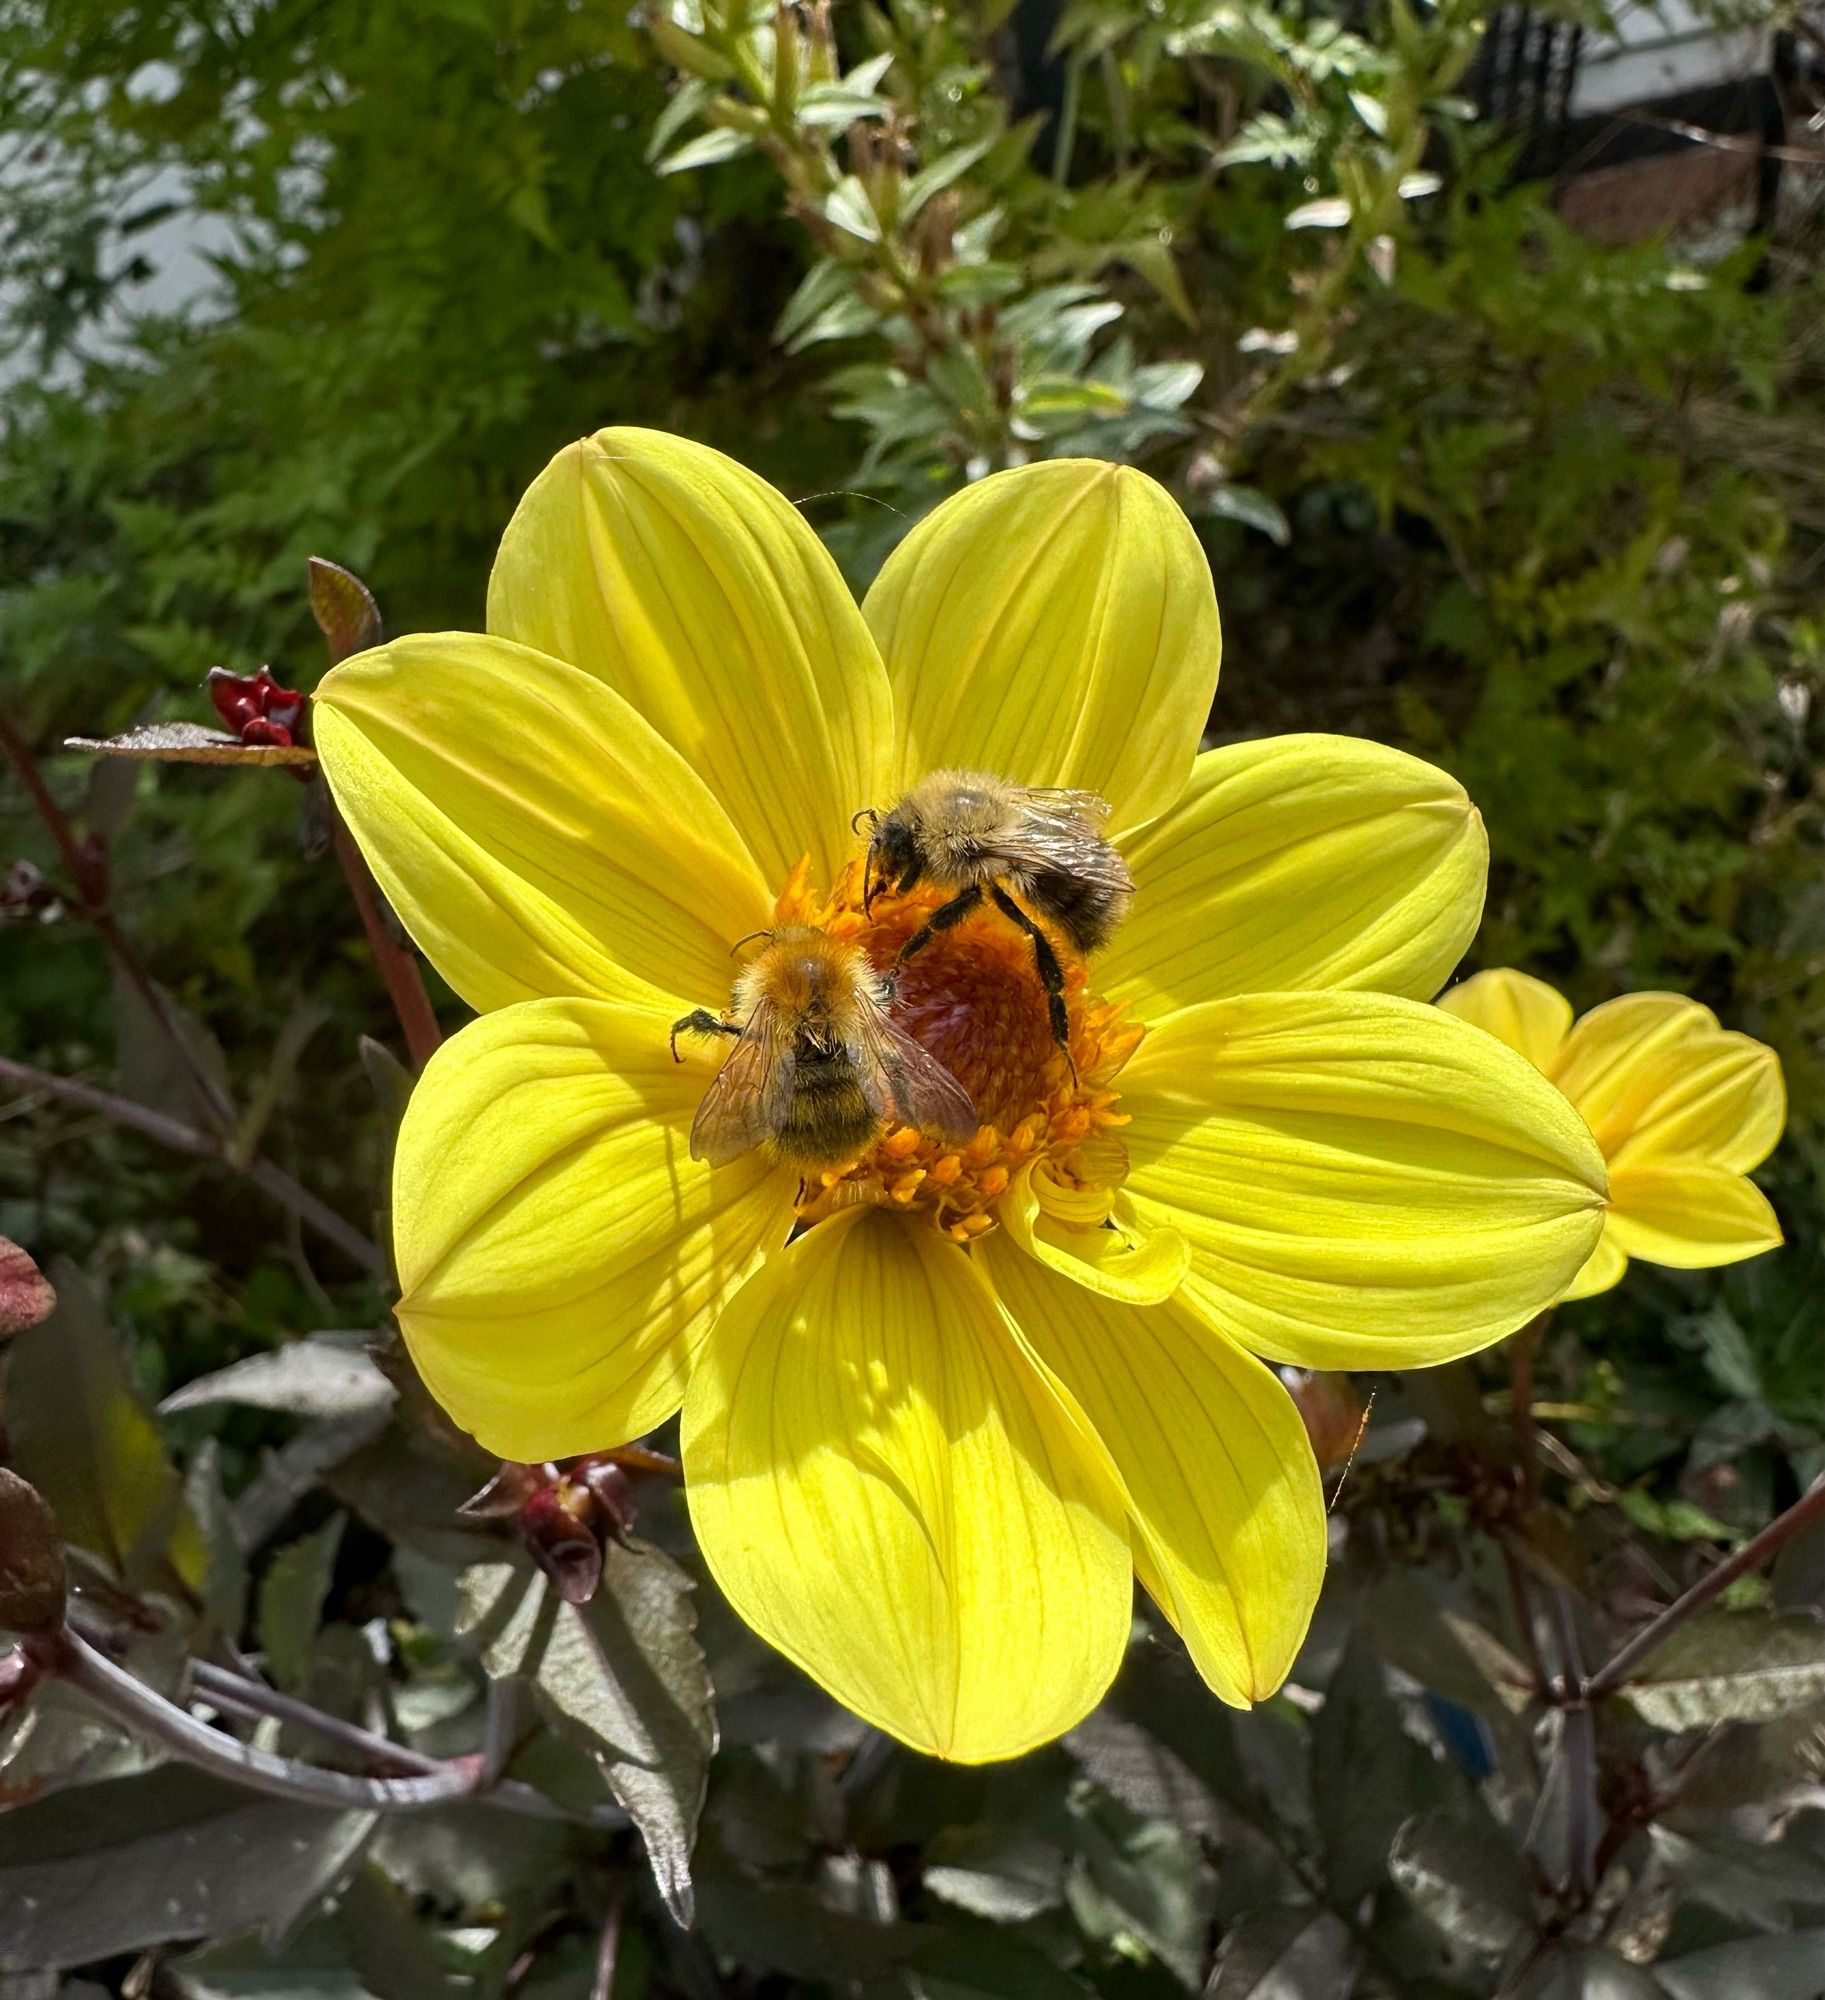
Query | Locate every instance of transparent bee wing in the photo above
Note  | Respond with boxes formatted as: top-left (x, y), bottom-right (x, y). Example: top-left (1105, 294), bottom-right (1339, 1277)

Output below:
top-left (689, 1009), bottom-right (794, 1165)
top-left (988, 787), bottom-right (1135, 897)
top-left (857, 1011), bottom-right (978, 1142)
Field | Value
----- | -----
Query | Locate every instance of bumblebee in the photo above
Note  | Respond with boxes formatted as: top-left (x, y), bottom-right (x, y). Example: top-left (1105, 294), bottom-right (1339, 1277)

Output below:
top-left (670, 925), bottom-right (976, 1170)
top-left (859, 769), bottom-right (1134, 1047)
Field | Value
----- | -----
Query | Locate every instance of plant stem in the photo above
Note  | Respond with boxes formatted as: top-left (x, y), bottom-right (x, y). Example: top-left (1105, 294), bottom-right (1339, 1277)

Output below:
top-left (0, 707), bottom-right (237, 1136)
top-left (1548, 1589), bottom-right (1596, 1899)
top-left (1584, 1473), bottom-right (1825, 1701)
top-left (592, 1884), bottom-right (627, 2000)
top-left (0, 1052), bottom-right (383, 1276)
top-left (331, 819), bottom-right (442, 1071)
top-left (31, 1626), bottom-right (490, 1814)
top-left (186, 1657), bottom-right (619, 1827)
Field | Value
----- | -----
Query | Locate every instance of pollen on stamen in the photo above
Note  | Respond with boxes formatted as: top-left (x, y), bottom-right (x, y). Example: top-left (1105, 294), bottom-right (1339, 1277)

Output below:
top-left (773, 856), bottom-right (1144, 1240)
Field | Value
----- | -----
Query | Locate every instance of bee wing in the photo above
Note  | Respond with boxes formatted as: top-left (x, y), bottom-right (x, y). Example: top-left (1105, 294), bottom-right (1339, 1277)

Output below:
top-left (988, 787), bottom-right (1135, 895)
top-left (689, 1011), bottom-right (794, 1166)
top-left (856, 1011), bottom-right (979, 1142)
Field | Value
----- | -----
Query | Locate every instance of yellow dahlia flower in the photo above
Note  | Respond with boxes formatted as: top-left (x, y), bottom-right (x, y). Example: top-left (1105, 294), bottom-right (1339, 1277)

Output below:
top-left (315, 429), bottom-right (1608, 1761)
top-left (1439, 968), bottom-right (1785, 1302)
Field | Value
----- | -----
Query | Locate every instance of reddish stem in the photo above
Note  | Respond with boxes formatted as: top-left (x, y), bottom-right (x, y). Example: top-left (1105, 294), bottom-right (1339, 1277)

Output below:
top-left (331, 819), bottom-right (441, 1071)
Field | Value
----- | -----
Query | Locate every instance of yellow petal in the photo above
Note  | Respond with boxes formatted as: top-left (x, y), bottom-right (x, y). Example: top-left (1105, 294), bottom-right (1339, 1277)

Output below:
top-left (1102, 736), bottom-right (1487, 1013)
top-left (1000, 1160), bottom-right (1190, 1305)
top-left (393, 996), bottom-right (793, 1460)
top-left (1121, 993), bottom-right (1609, 1370)
top-left (863, 460), bottom-right (1220, 834)
top-left (1562, 1225), bottom-right (1629, 1302)
top-left (683, 1207), bottom-right (1132, 1762)
top-left (1436, 967), bottom-right (1574, 1071)
top-left (982, 1237), bottom-right (1324, 1706)
top-left (487, 428), bottom-right (894, 885)
top-left (1551, 993), bottom-right (1786, 1173)
top-left (315, 633), bottom-right (771, 1015)
top-left (1607, 1163), bottom-right (1783, 1268)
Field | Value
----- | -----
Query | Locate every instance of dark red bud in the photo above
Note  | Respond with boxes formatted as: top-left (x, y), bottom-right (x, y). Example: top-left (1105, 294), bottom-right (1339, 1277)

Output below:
top-left (520, 1486), bottom-right (604, 1605)
top-left (458, 1460), bottom-right (546, 1518)
top-left (207, 666), bottom-right (307, 747)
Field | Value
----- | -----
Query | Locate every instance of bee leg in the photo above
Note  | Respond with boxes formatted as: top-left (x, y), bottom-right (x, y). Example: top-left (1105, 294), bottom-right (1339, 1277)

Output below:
top-left (669, 1009), bottom-right (740, 1061)
top-left (988, 886), bottom-right (1076, 1074)
top-left (896, 883), bottom-right (983, 964)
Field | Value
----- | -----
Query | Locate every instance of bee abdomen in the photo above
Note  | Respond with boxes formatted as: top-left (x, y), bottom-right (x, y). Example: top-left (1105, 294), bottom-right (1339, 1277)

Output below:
top-left (775, 1062), bottom-right (879, 1167)
top-left (1030, 868), bottom-right (1128, 954)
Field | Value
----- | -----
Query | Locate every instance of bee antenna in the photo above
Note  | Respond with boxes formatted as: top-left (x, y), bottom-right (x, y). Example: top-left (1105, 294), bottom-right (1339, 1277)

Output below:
top-left (728, 928), bottom-right (772, 957)
top-left (851, 807), bottom-right (878, 835)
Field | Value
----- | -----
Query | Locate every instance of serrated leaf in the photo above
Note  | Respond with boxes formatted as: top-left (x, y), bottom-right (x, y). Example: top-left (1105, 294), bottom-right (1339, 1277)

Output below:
top-left (0, 1235), bottom-right (55, 1336)
top-left (306, 558), bottom-right (382, 664)
top-left (163, 1340), bottom-right (396, 1420)
top-left (1619, 1611), bottom-right (1825, 1730)
top-left (257, 1513), bottom-right (345, 1691)
top-left (0, 1468), bottom-right (65, 1632)
top-left (0, 1769), bottom-right (374, 1971)
top-left (1389, 1806), bottom-right (1531, 1955)
top-left (458, 1542), bottom-right (714, 1924)
top-left (7, 1261), bottom-right (200, 1590)
top-left (64, 723), bottom-right (315, 767)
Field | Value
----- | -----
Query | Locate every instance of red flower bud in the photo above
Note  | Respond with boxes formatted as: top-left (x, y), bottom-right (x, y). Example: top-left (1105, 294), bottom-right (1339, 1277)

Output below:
top-left (207, 667), bottom-right (307, 748)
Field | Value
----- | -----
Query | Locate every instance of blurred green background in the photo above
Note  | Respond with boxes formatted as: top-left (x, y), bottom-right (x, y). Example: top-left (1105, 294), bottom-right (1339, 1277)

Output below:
top-left (2, 2), bottom-right (1824, 1995)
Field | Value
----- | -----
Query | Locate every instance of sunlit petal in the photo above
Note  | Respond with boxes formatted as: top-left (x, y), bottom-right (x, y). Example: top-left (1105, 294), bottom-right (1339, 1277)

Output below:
top-left (1121, 992), bottom-right (1609, 1369)
top-left (683, 1208), bottom-right (1132, 1762)
top-left (1104, 735), bottom-right (1487, 1013)
top-left (1001, 1160), bottom-right (1189, 1305)
top-left (1436, 967), bottom-right (1574, 1072)
top-left (1562, 1225), bottom-right (1630, 1302)
top-left (983, 1236), bottom-right (1323, 1706)
top-left (1607, 1162), bottom-right (1783, 1268)
top-left (863, 460), bottom-right (1220, 834)
top-left (393, 997), bottom-right (794, 1461)
top-left (1552, 993), bottom-right (1786, 1172)
top-left (488, 427), bottom-right (895, 883)
top-left (315, 633), bottom-right (770, 1014)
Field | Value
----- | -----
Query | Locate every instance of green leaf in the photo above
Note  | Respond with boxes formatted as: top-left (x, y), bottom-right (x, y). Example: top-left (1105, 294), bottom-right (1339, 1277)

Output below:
top-left (1197, 484), bottom-right (1292, 545)
top-left (1065, 1787), bottom-right (1215, 1990)
top-left (1619, 1611), bottom-right (1825, 1730)
top-left (1388, 1806), bottom-right (1532, 1956)
top-left (653, 126), bottom-right (754, 176)
top-left (163, 1340), bottom-right (396, 1420)
top-left (1208, 1907), bottom-right (1355, 1998)
top-left (258, 1513), bottom-right (346, 1692)
top-left (335, 1863), bottom-right (466, 2000)
top-left (185, 1440), bottom-right (248, 1639)
top-left (458, 1541), bottom-right (714, 1925)
top-left (823, 175), bottom-right (881, 242)
top-left (7, 1260), bottom-right (199, 1590)
top-left (924, 1825), bottom-right (1065, 1922)
top-left (0, 1769), bottom-right (374, 1971)
top-left (1312, 1637), bottom-right (1438, 1904)
top-left (902, 138), bottom-right (996, 221)
top-left (1658, 1933), bottom-right (1825, 2000)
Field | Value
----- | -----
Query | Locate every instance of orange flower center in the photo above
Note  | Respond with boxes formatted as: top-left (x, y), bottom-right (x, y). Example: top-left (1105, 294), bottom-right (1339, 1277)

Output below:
top-left (773, 859), bottom-right (1144, 1242)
